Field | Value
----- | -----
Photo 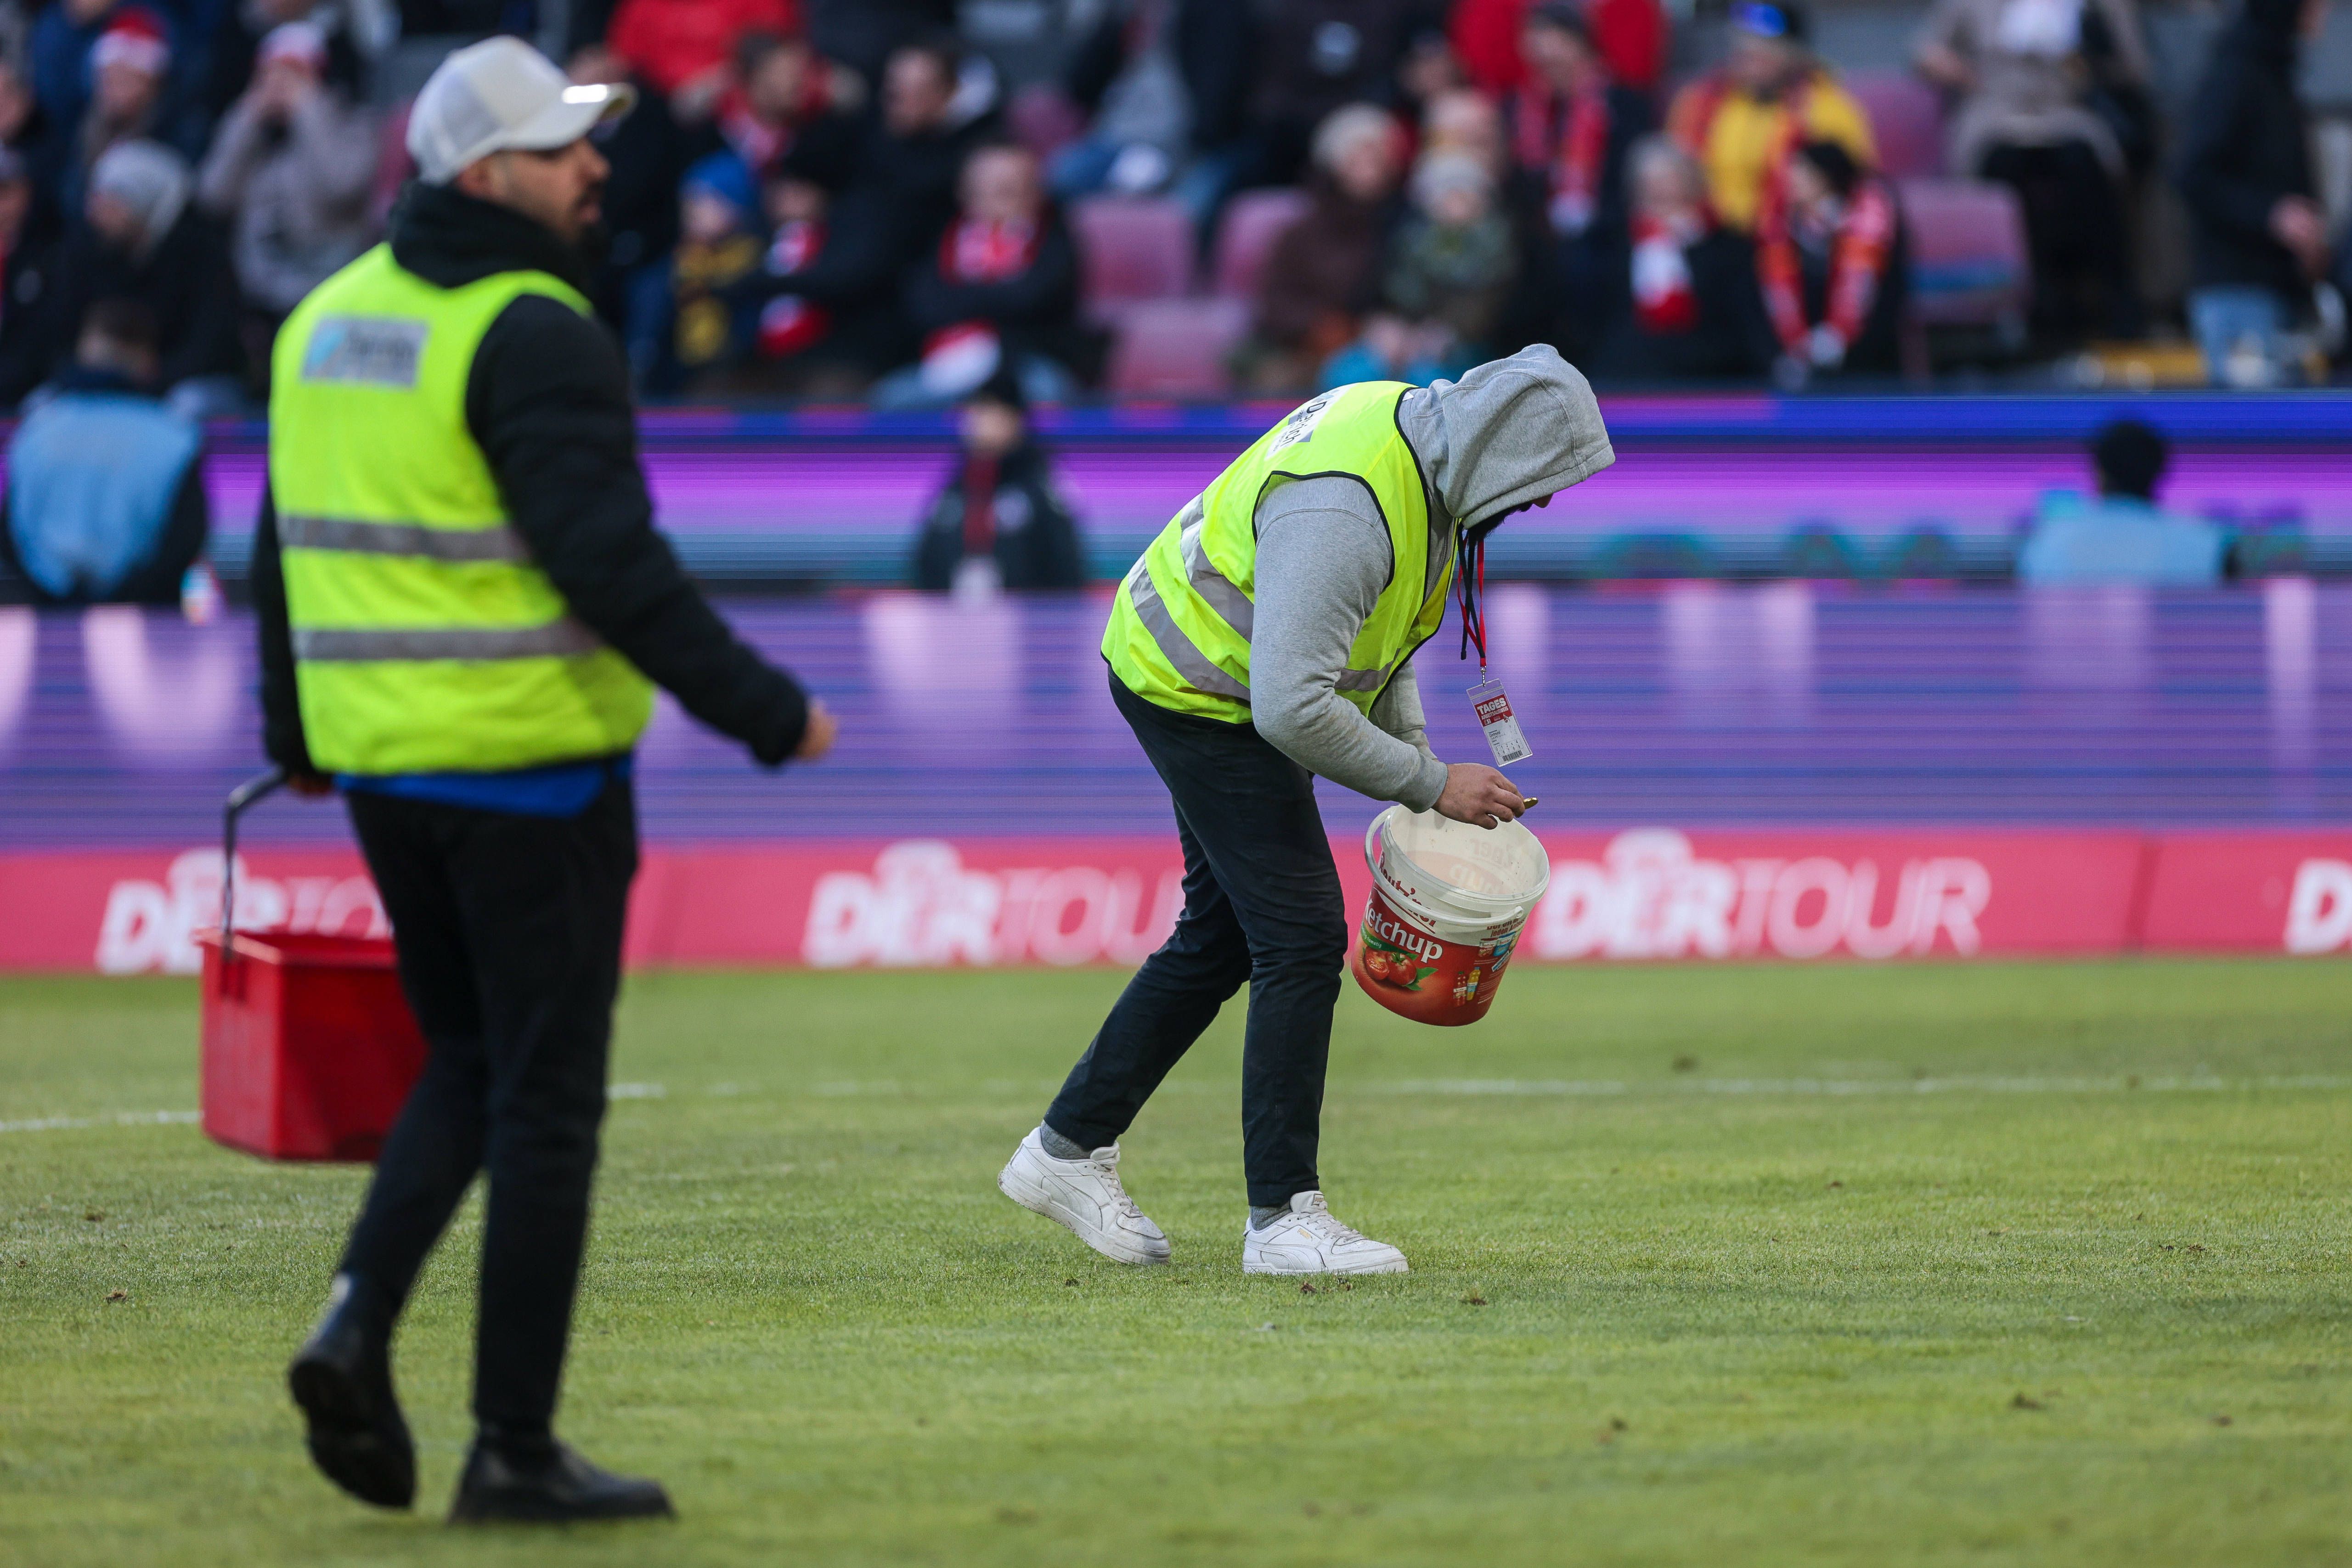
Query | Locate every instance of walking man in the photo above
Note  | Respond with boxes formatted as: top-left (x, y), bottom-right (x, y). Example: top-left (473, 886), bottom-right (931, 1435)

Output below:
top-left (252, 38), bottom-right (835, 1522)
top-left (999, 346), bottom-right (1613, 1274)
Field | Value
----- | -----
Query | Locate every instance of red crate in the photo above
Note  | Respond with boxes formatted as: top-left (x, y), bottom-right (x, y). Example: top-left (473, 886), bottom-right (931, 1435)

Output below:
top-left (198, 929), bottom-right (427, 1162)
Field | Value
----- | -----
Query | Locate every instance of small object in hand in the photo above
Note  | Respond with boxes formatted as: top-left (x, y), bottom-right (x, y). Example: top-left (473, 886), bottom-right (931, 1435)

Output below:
top-left (1518, 796), bottom-right (1537, 811)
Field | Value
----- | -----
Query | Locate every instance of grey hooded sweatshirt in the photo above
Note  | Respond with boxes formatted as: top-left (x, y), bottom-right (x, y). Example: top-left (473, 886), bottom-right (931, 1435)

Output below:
top-left (1248, 345), bottom-right (1615, 810)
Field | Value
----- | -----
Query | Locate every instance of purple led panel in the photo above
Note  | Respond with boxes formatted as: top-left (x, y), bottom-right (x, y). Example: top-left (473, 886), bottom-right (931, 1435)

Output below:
top-left (3, 583), bottom-right (2348, 852)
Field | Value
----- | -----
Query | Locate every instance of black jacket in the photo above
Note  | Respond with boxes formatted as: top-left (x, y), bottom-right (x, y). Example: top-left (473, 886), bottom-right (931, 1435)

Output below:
top-left (1592, 227), bottom-right (1780, 383)
top-left (2175, 0), bottom-right (2315, 296)
top-left (0, 224), bottom-right (62, 411)
top-left (843, 113), bottom-right (1001, 275)
top-left (902, 206), bottom-right (1087, 372)
top-left (253, 182), bottom-right (812, 777)
top-left (911, 442), bottom-right (1086, 591)
top-left (49, 206), bottom-right (243, 392)
top-left (720, 192), bottom-right (908, 374)
top-left (587, 69), bottom-right (721, 327)
top-left (806, 0), bottom-right (959, 81)
top-left (1065, 0), bottom-right (1257, 153)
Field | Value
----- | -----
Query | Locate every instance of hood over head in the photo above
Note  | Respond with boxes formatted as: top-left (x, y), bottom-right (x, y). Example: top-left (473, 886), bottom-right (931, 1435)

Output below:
top-left (1404, 344), bottom-right (1615, 530)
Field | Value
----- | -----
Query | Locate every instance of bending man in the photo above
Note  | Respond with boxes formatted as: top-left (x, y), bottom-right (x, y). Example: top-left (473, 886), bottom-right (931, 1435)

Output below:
top-left (1000, 346), bottom-right (1613, 1275)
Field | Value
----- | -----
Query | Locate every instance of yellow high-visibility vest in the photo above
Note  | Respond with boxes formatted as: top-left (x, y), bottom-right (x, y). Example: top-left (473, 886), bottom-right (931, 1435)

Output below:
top-left (270, 245), bottom-right (653, 775)
top-left (1102, 380), bottom-right (1455, 723)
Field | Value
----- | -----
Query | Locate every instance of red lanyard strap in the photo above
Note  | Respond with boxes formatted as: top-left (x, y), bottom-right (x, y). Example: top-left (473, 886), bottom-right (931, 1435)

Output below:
top-left (1456, 526), bottom-right (1489, 671)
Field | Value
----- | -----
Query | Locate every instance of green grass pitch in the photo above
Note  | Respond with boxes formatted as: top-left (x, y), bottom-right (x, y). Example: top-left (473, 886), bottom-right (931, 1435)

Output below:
top-left (2, 959), bottom-right (2347, 1566)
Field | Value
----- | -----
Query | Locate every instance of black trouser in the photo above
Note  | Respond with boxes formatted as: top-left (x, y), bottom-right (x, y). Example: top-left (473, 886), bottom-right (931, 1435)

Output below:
top-left (338, 777), bottom-right (637, 1434)
top-left (1979, 140), bottom-right (2142, 344)
top-left (1046, 673), bottom-right (1348, 1207)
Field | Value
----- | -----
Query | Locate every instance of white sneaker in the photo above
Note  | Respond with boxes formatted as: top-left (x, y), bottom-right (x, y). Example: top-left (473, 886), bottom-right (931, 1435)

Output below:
top-left (997, 1128), bottom-right (1171, 1265)
top-left (1241, 1191), bottom-right (1409, 1276)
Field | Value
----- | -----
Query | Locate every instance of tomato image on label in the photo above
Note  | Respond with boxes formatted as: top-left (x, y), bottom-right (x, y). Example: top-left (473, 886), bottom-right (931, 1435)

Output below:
top-left (1358, 934), bottom-right (1436, 990)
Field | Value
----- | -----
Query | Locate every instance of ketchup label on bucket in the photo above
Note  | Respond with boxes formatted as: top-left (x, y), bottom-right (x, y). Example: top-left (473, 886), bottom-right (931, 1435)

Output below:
top-left (1351, 895), bottom-right (1526, 1027)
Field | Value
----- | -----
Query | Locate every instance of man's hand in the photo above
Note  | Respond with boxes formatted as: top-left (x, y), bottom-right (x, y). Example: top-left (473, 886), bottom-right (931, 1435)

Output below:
top-left (794, 699), bottom-right (838, 762)
top-left (1433, 762), bottom-right (1524, 829)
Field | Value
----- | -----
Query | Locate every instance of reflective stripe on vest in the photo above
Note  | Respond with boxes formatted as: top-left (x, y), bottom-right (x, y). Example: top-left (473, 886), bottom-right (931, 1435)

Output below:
top-left (276, 513), bottom-right (533, 564)
top-left (1120, 553), bottom-right (1408, 699)
top-left (1101, 381), bottom-right (1454, 723)
top-left (270, 246), bottom-right (654, 776)
top-left (1124, 558), bottom-right (1249, 700)
top-left (291, 620), bottom-right (603, 661)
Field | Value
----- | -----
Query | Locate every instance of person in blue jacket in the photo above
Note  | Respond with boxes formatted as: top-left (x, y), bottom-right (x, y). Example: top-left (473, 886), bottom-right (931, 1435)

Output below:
top-left (2017, 418), bottom-right (2226, 588)
top-left (0, 296), bottom-right (205, 604)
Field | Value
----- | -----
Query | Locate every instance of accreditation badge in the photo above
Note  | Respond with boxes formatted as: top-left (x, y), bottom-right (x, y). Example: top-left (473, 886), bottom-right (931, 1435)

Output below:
top-left (1467, 679), bottom-right (1532, 767)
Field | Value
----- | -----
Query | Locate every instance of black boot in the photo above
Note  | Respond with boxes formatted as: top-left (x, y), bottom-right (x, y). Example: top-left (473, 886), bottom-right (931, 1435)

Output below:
top-left (448, 1426), bottom-right (675, 1523)
top-left (286, 1273), bottom-right (414, 1509)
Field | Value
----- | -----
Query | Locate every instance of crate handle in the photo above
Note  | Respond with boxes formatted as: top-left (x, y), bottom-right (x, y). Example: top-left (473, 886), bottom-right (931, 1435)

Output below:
top-left (219, 767), bottom-right (285, 964)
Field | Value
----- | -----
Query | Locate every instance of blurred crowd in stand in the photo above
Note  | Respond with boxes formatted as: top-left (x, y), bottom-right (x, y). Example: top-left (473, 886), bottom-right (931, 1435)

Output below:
top-left (0, 0), bottom-right (2338, 442)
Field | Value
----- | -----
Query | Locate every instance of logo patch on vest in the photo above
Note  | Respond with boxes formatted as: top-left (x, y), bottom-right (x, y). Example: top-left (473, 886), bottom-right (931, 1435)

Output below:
top-left (302, 316), bottom-right (429, 387)
top-left (1266, 395), bottom-right (1334, 456)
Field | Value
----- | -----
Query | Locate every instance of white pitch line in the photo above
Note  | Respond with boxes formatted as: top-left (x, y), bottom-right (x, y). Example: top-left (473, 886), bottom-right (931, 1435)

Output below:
top-left (0, 1109), bottom-right (201, 1135)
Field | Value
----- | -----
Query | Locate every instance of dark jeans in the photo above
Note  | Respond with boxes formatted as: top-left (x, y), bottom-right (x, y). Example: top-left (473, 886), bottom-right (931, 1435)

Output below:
top-left (1045, 672), bottom-right (1348, 1207)
top-left (338, 778), bottom-right (637, 1433)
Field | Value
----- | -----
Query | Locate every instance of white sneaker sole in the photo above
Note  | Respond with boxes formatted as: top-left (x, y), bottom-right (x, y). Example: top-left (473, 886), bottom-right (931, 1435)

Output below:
top-left (997, 1152), bottom-right (1171, 1266)
top-left (1242, 1251), bottom-right (1410, 1277)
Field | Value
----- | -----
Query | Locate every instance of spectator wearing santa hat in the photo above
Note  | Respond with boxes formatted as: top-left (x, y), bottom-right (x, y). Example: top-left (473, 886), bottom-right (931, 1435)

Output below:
top-left (30, 0), bottom-right (164, 158)
top-left (64, 7), bottom-right (203, 217)
top-left (197, 21), bottom-right (378, 384)
top-left (203, 0), bottom-right (377, 124)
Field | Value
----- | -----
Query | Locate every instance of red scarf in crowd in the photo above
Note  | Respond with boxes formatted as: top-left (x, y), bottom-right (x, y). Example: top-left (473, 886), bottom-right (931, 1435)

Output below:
top-left (718, 72), bottom-right (833, 180)
top-left (1756, 177), bottom-right (1895, 356)
top-left (921, 218), bottom-right (1043, 363)
top-left (755, 219), bottom-right (829, 359)
top-left (942, 217), bottom-right (1039, 284)
top-left (1628, 210), bottom-right (1703, 333)
top-left (961, 454), bottom-right (1000, 556)
top-left (1511, 82), bottom-right (1612, 236)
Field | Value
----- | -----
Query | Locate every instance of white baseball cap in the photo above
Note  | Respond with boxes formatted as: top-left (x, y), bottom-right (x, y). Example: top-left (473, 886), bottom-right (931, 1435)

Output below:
top-left (406, 35), bottom-right (635, 186)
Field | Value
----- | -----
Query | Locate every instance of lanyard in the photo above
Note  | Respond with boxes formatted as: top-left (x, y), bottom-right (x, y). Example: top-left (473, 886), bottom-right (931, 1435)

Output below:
top-left (1456, 525), bottom-right (1489, 671)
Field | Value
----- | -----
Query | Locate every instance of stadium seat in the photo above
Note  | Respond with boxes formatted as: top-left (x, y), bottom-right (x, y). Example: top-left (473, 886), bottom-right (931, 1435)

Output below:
top-left (1070, 197), bottom-right (1196, 323)
top-left (1848, 70), bottom-right (1948, 180)
top-left (1104, 298), bottom-right (1249, 399)
top-left (1897, 177), bottom-right (2030, 335)
top-left (1211, 188), bottom-right (1311, 300)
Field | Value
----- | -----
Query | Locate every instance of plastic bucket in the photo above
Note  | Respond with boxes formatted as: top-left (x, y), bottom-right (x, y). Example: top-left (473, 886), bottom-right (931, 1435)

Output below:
top-left (196, 768), bottom-right (427, 1163)
top-left (199, 929), bottom-right (427, 1161)
top-left (1350, 806), bottom-right (1551, 1026)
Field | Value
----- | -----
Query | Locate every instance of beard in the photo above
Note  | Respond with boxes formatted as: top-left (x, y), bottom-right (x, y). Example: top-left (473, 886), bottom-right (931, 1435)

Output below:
top-left (570, 207), bottom-right (613, 271)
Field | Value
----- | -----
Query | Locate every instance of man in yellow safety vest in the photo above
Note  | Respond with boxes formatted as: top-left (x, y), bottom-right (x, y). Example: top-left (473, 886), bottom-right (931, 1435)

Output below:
top-left (998, 346), bottom-right (1614, 1276)
top-left (253, 36), bottom-right (835, 1524)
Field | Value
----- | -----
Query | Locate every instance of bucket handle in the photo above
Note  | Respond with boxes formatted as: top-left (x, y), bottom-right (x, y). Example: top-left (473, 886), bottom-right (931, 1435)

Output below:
top-left (218, 767), bottom-right (285, 964)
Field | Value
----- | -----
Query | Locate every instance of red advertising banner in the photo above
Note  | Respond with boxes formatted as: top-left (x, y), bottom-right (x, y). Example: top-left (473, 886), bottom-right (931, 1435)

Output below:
top-left (2140, 832), bottom-right (2352, 954)
top-left (0, 826), bottom-right (2338, 974)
